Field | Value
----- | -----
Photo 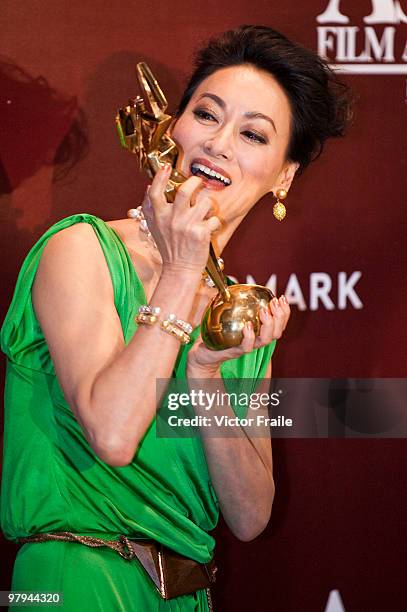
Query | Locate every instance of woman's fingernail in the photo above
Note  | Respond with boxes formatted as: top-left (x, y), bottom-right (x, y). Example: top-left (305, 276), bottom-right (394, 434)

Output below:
top-left (246, 321), bottom-right (253, 331)
top-left (272, 297), bottom-right (279, 308)
top-left (262, 306), bottom-right (271, 317)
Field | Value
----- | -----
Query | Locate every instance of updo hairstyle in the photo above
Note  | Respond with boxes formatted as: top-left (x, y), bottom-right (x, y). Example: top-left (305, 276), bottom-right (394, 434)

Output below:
top-left (177, 25), bottom-right (353, 174)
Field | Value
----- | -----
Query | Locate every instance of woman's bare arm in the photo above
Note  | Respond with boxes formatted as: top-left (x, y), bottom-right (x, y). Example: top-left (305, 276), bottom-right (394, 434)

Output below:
top-left (187, 359), bottom-right (274, 541)
top-left (32, 222), bottom-right (202, 466)
top-left (32, 167), bottom-right (221, 467)
top-left (185, 298), bottom-right (289, 541)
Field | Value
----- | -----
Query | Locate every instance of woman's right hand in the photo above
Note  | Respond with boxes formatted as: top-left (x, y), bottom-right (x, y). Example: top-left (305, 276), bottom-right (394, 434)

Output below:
top-left (142, 163), bottom-right (222, 275)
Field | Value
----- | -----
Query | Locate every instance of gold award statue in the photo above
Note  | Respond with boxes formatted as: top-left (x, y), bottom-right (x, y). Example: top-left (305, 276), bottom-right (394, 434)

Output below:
top-left (116, 63), bottom-right (274, 350)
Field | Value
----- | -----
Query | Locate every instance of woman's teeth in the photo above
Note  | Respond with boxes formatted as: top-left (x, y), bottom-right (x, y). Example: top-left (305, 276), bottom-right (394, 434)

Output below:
top-left (190, 162), bottom-right (231, 186)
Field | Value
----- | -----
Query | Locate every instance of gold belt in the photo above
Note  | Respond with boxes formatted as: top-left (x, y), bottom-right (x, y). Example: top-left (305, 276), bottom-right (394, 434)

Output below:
top-left (18, 532), bottom-right (217, 603)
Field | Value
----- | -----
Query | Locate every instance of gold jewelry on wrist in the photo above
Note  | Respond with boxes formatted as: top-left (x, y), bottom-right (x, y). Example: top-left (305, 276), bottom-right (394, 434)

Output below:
top-left (136, 306), bottom-right (192, 344)
top-left (160, 319), bottom-right (190, 345)
top-left (135, 305), bottom-right (161, 326)
top-left (135, 312), bottom-right (158, 325)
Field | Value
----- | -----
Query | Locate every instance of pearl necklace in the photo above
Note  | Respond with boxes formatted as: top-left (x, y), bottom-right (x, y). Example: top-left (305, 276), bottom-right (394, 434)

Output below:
top-left (127, 206), bottom-right (157, 248)
top-left (127, 207), bottom-right (224, 288)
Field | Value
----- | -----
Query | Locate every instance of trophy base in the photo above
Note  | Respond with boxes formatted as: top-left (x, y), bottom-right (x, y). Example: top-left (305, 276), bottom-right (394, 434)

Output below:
top-left (201, 284), bottom-right (275, 351)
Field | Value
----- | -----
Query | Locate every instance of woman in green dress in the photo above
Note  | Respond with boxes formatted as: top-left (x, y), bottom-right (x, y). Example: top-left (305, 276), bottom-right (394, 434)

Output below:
top-left (1, 26), bottom-right (351, 611)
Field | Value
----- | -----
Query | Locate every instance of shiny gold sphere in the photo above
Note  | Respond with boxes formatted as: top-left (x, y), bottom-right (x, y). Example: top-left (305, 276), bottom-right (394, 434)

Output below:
top-left (201, 284), bottom-right (275, 350)
top-left (276, 188), bottom-right (287, 200)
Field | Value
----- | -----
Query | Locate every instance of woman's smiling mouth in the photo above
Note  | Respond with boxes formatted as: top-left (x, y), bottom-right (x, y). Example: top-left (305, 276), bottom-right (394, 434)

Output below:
top-left (190, 158), bottom-right (232, 190)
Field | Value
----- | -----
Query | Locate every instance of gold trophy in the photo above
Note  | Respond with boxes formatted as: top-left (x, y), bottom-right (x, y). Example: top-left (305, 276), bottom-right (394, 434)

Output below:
top-left (116, 63), bottom-right (274, 350)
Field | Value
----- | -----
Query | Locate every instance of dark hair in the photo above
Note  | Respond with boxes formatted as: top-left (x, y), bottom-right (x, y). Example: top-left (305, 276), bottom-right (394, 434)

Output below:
top-left (177, 25), bottom-right (352, 174)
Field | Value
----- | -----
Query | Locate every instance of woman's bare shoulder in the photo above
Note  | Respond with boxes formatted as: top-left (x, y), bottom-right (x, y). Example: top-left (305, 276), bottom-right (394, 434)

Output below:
top-left (39, 221), bottom-right (106, 265)
top-left (38, 217), bottom-right (160, 301)
top-left (41, 217), bottom-right (138, 259)
top-left (34, 222), bottom-right (113, 298)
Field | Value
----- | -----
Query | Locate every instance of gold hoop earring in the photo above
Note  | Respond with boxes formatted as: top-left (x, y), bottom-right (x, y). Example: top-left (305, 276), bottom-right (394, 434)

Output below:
top-left (273, 189), bottom-right (287, 221)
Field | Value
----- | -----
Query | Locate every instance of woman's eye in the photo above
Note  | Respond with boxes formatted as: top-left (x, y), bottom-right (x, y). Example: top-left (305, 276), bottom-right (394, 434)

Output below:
top-left (242, 130), bottom-right (267, 144)
top-left (193, 109), bottom-right (217, 122)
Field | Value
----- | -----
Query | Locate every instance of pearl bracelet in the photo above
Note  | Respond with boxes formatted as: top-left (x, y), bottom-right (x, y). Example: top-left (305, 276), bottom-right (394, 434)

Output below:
top-left (166, 313), bottom-right (193, 335)
top-left (135, 305), bottom-right (161, 326)
top-left (135, 306), bottom-right (192, 344)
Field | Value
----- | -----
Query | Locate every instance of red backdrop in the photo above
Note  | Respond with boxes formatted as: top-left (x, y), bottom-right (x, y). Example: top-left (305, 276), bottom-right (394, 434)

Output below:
top-left (1, 1), bottom-right (406, 610)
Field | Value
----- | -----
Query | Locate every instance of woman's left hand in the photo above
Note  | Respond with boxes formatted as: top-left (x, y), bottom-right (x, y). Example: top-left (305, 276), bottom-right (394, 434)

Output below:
top-left (187, 295), bottom-right (290, 376)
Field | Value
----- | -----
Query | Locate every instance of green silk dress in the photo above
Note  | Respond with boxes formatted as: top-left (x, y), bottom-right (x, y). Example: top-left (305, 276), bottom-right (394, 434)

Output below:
top-left (1, 214), bottom-right (276, 611)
